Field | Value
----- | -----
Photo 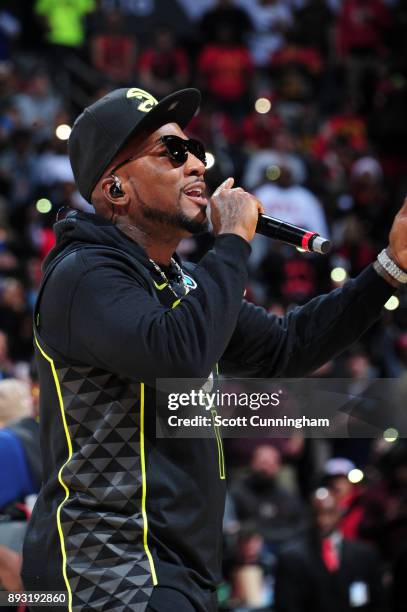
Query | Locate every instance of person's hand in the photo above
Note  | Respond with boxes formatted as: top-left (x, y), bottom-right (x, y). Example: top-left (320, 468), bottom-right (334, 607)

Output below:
top-left (0, 545), bottom-right (23, 592)
top-left (210, 177), bottom-right (264, 243)
top-left (389, 197), bottom-right (407, 269)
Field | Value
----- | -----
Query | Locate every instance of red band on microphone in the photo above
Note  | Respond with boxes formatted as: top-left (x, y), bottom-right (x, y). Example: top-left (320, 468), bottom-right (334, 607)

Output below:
top-left (301, 231), bottom-right (316, 251)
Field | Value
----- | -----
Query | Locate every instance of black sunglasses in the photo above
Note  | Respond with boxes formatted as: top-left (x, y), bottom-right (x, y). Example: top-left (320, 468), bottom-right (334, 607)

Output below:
top-left (160, 135), bottom-right (207, 167)
top-left (111, 135), bottom-right (207, 174)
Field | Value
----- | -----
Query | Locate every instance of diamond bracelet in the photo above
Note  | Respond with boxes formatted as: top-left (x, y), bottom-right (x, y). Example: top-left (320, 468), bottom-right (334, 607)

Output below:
top-left (377, 248), bottom-right (407, 284)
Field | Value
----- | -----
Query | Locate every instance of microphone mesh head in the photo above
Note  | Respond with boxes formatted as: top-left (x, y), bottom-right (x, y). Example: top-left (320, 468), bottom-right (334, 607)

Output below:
top-left (311, 236), bottom-right (330, 254)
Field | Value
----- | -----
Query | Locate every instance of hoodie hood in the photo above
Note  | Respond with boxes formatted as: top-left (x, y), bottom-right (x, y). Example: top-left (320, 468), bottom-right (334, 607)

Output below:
top-left (43, 210), bottom-right (152, 272)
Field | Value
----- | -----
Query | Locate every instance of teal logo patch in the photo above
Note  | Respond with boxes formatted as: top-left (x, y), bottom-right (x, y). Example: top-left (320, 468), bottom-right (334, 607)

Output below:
top-left (183, 274), bottom-right (197, 290)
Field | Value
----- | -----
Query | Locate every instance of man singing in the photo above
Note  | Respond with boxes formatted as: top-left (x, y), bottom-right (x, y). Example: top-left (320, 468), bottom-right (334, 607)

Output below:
top-left (22, 86), bottom-right (407, 611)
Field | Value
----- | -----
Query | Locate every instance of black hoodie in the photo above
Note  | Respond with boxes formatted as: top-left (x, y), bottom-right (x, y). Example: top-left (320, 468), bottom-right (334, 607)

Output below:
top-left (22, 211), bottom-right (393, 612)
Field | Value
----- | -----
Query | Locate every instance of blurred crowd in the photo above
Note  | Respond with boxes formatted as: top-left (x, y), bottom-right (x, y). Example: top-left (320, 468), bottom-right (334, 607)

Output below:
top-left (0, 0), bottom-right (407, 610)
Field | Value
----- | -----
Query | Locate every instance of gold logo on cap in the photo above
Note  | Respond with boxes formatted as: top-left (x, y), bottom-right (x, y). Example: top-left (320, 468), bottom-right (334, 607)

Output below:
top-left (126, 88), bottom-right (158, 113)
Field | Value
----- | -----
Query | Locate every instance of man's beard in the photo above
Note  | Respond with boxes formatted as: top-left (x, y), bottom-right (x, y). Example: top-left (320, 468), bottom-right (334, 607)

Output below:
top-left (141, 204), bottom-right (209, 235)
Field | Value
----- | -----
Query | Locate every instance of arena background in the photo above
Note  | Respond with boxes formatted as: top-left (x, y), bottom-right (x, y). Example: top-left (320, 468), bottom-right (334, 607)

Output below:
top-left (0, 1), bottom-right (407, 610)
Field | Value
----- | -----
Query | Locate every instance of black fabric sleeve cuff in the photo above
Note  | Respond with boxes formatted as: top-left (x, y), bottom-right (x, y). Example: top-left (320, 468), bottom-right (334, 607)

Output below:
top-left (213, 233), bottom-right (252, 262)
top-left (357, 262), bottom-right (397, 304)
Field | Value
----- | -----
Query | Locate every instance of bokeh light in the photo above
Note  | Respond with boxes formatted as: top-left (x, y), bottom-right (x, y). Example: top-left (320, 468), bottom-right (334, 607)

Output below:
top-left (266, 165), bottom-right (281, 181)
top-left (36, 198), bottom-right (52, 214)
top-left (55, 124), bottom-right (71, 140)
top-left (255, 97), bottom-right (272, 114)
top-left (384, 296), bottom-right (399, 311)
top-left (348, 468), bottom-right (364, 484)
top-left (205, 152), bottom-right (215, 169)
top-left (383, 427), bottom-right (399, 442)
top-left (331, 267), bottom-right (348, 283)
top-left (315, 487), bottom-right (330, 500)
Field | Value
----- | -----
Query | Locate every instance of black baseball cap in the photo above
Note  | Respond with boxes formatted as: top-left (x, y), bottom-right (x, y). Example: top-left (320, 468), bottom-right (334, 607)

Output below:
top-left (68, 86), bottom-right (201, 202)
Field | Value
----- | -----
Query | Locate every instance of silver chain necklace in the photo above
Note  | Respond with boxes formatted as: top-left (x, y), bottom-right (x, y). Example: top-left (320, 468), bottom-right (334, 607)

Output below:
top-left (149, 257), bottom-right (187, 299)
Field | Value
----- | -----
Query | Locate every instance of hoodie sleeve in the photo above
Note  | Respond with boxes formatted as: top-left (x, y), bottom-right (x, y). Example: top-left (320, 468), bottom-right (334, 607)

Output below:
top-left (59, 234), bottom-right (251, 383)
top-left (219, 264), bottom-right (394, 377)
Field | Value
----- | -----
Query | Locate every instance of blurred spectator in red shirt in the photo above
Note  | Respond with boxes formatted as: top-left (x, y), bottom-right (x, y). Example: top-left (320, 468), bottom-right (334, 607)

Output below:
top-left (336, 0), bottom-right (391, 112)
top-left (336, 0), bottom-right (390, 60)
top-left (90, 10), bottom-right (136, 84)
top-left (188, 101), bottom-right (239, 148)
top-left (322, 457), bottom-right (366, 540)
top-left (275, 488), bottom-right (385, 612)
top-left (350, 156), bottom-right (390, 241)
top-left (197, 22), bottom-right (253, 114)
top-left (272, 42), bottom-right (323, 77)
top-left (313, 101), bottom-right (367, 160)
top-left (329, 154), bottom-right (388, 271)
top-left (241, 104), bottom-right (282, 151)
top-left (187, 100), bottom-right (241, 181)
top-left (270, 31), bottom-right (324, 105)
top-left (334, 216), bottom-right (377, 277)
top-left (257, 245), bottom-right (328, 306)
top-left (139, 26), bottom-right (188, 98)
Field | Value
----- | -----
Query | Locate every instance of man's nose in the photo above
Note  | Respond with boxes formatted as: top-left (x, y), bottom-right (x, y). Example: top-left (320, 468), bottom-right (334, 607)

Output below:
top-left (184, 152), bottom-right (206, 177)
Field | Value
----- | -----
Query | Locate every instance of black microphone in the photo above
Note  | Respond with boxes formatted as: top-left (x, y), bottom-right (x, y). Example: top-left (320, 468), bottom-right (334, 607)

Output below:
top-left (256, 214), bottom-right (330, 254)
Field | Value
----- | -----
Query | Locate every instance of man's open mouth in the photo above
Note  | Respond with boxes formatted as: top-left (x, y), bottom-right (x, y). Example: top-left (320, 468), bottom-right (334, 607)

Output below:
top-left (184, 189), bottom-right (208, 205)
top-left (183, 185), bottom-right (208, 205)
